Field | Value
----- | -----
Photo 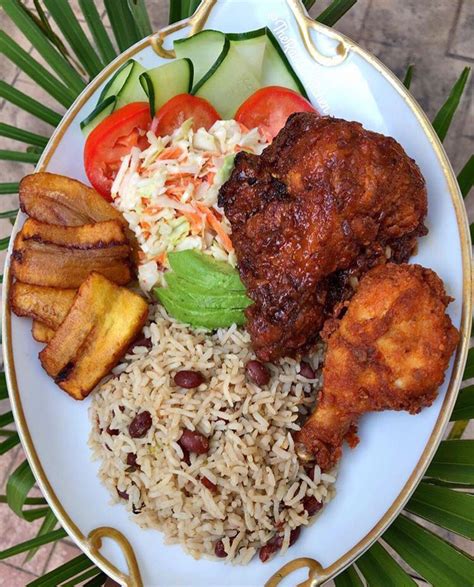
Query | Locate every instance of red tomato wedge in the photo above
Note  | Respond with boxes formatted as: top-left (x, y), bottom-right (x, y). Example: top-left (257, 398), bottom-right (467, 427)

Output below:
top-left (152, 94), bottom-right (221, 137)
top-left (84, 102), bottom-right (152, 200)
top-left (235, 86), bottom-right (317, 141)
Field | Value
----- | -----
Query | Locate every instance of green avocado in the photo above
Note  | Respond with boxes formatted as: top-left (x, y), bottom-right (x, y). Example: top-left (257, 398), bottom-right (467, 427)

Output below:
top-left (155, 287), bottom-right (246, 329)
top-left (168, 250), bottom-right (245, 292)
top-left (164, 272), bottom-right (252, 309)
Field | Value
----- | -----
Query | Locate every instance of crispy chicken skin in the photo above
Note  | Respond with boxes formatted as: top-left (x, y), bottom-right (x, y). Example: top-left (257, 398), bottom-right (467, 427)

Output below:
top-left (295, 263), bottom-right (459, 470)
top-left (218, 113), bottom-right (428, 361)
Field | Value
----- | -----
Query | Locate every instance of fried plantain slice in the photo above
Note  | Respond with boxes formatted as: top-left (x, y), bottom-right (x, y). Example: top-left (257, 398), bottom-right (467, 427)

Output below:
top-left (21, 218), bottom-right (127, 249)
top-left (39, 272), bottom-right (148, 400)
top-left (19, 173), bottom-right (138, 260)
top-left (32, 321), bottom-right (56, 343)
top-left (11, 232), bottom-right (132, 287)
top-left (19, 173), bottom-right (126, 226)
top-left (10, 282), bottom-right (76, 328)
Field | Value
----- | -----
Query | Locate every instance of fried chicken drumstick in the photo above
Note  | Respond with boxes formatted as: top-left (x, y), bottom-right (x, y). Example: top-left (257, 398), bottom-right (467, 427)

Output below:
top-left (219, 113), bottom-right (428, 361)
top-left (295, 263), bottom-right (459, 470)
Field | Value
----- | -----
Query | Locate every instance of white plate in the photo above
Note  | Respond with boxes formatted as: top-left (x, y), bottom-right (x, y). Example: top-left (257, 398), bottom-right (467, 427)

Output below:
top-left (3, 0), bottom-right (472, 585)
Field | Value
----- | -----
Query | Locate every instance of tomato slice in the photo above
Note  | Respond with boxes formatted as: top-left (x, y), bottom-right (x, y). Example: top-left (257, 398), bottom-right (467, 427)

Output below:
top-left (84, 102), bottom-right (152, 200)
top-left (152, 94), bottom-right (221, 137)
top-left (235, 86), bottom-right (317, 141)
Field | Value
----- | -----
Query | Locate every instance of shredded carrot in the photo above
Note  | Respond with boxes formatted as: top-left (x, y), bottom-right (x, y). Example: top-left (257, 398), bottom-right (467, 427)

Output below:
top-left (158, 146), bottom-right (183, 160)
top-left (198, 203), bottom-right (234, 253)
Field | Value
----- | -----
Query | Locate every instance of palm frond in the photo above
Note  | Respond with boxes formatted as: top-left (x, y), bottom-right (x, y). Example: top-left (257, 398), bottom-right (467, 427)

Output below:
top-left (0, 150), bottom-right (40, 163)
top-left (1, 0), bottom-right (86, 94)
top-left (79, 0), bottom-right (117, 64)
top-left (0, 528), bottom-right (66, 561)
top-left (0, 30), bottom-right (76, 107)
top-left (0, 81), bottom-right (62, 126)
top-left (425, 440), bottom-right (474, 486)
top-left (43, 0), bottom-right (105, 78)
top-left (27, 553), bottom-right (96, 587)
top-left (457, 155), bottom-right (474, 198)
top-left (0, 123), bottom-right (48, 148)
top-left (383, 515), bottom-right (474, 586)
top-left (316, 0), bottom-right (357, 27)
top-left (104, 0), bottom-right (142, 52)
top-left (432, 67), bottom-right (471, 142)
top-left (355, 541), bottom-right (417, 586)
top-left (403, 64), bottom-right (414, 89)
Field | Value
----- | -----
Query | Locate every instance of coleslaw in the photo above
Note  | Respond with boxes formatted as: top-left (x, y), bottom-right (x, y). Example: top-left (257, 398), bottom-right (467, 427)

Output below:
top-left (111, 119), bottom-right (268, 292)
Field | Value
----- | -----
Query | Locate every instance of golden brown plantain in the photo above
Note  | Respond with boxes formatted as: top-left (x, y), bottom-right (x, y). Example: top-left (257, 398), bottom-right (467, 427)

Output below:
top-left (11, 231), bottom-right (132, 287)
top-left (20, 218), bottom-right (127, 249)
top-left (39, 272), bottom-right (148, 400)
top-left (10, 282), bottom-right (76, 329)
top-left (19, 173), bottom-right (138, 260)
top-left (32, 321), bottom-right (56, 343)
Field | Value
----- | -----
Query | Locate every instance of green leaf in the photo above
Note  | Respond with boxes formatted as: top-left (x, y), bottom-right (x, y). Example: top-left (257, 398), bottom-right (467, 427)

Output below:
top-left (6, 459), bottom-right (50, 521)
top-left (451, 386), bottom-right (474, 421)
top-left (168, 0), bottom-right (182, 24)
top-left (334, 565), bottom-right (364, 587)
top-left (303, 0), bottom-right (318, 11)
top-left (0, 182), bottom-right (20, 195)
top-left (0, 433), bottom-right (20, 455)
top-left (464, 347), bottom-right (474, 380)
top-left (0, 81), bottom-right (62, 127)
top-left (356, 541), bottom-right (416, 586)
top-left (127, 0), bottom-right (153, 37)
top-left (405, 482), bottom-right (474, 539)
top-left (316, 0), bottom-right (357, 27)
top-left (0, 209), bottom-right (19, 219)
top-left (0, 208), bottom-right (19, 218)
top-left (0, 411), bottom-right (14, 428)
top-left (403, 64), bottom-right (414, 89)
top-left (425, 440), bottom-right (474, 486)
top-left (27, 553), bottom-right (95, 586)
top-left (83, 573), bottom-right (107, 587)
top-left (0, 123), bottom-right (48, 148)
top-left (104, 0), bottom-right (142, 52)
top-left (383, 515), bottom-right (474, 587)
top-left (457, 155), bottom-right (474, 198)
top-left (0, 31), bottom-right (76, 108)
top-left (0, 495), bottom-right (47, 506)
top-left (1, 0), bottom-right (85, 95)
top-left (0, 236), bottom-right (10, 250)
top-left (432, 67), bottom-right (470, 142)
top-left (79, 0), bottom-right (117, 64)
top-left (0, 150), bottom-right (40, 164)
top-left (43, 0), bottom-right (104, 78)
top-left (62, 566), bottom-right (103, 587)
top-left (0, 373), bottom-right (8, 400)
top-left (25, 508), bottom-right (58, 562)
top-left (470, 222), bottom-right (474, 242)
top-left (0, 528), bottom-right (66, 561)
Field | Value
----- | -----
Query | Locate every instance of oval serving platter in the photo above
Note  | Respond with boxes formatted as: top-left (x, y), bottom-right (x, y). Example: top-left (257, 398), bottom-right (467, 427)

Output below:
top-left (2, 0), bottom-right (472, 585)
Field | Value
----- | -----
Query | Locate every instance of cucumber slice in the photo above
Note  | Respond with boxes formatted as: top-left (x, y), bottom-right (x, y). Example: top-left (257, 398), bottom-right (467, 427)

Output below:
top-left (140, 59), bottom-right (193, 117)
top-left (97, 59), bottom-right (147, 111)
top-left (174, 30), bottom-right (227, 90)
top-left (80, 95), bottom-right (117, 136)
top-left (194, 43), bottom-right (261, 119)
top-left (227, 28), bottom-right (267, 81)
top-left (114, 60), bottom-right (147, 110)
top-left (262, 29), bottom-right (309, 98)
top-left (97, 60), bottom-right (134, 104)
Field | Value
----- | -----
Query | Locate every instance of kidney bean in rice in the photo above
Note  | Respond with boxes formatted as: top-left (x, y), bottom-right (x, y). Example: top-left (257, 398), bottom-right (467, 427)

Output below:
top-left (89, 305), bottom-right (336, 564)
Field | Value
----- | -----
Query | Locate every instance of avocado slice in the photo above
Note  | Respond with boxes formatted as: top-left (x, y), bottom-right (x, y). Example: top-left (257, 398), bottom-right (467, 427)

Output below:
top-left (155, 287), bottom-right (246, 329)
top-left (168, 250), bottom-right (245, 292)
top-left (164, 272), bottom-right (252, 309)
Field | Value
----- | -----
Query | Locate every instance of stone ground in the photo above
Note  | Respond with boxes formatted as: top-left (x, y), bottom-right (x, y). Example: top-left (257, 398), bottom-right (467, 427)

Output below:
top-left (0, 1), bottom-right (472, 585)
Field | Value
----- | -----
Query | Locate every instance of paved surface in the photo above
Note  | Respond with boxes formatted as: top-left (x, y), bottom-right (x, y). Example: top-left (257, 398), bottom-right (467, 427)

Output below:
top-left (0, 1), bottom-right (472, 584)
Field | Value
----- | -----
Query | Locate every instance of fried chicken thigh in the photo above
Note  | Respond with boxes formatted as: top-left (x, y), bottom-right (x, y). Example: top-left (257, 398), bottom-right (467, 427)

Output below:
top-left (218, 113), bottom-right (428, 361)
top-left (295, 263), bottom-right (459, 470)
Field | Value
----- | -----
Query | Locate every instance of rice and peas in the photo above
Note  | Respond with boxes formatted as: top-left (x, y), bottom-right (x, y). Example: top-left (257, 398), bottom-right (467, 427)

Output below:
top-left (89, 120), bottom-right (337, 563)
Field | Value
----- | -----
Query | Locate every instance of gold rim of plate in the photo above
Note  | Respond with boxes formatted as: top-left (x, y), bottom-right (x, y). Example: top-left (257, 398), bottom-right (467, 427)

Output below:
top-left (2, 1), bottom-right (472, 585)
